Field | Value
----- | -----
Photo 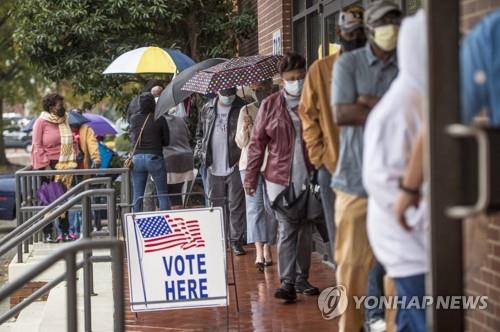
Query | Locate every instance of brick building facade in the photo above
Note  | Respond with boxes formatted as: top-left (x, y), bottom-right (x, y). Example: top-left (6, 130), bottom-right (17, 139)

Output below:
top-left (256, 0), bottom-right (293, 55)
top-left (237, 0), bottom-right (260, 55)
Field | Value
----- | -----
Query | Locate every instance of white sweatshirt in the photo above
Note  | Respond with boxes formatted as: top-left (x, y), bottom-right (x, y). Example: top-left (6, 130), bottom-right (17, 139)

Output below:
top-left (362, 11), bottom-right (428, 278)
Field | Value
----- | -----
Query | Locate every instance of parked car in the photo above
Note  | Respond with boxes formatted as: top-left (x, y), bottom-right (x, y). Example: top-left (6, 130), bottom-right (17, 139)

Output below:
top-left (3, 125), bottom-right (32, 152)
top-left (0, 175), bottom-right (16, 220)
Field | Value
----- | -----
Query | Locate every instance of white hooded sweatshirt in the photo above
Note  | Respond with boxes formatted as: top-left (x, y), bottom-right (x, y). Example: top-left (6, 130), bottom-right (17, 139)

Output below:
top-left (363, 10), bottom-right (428, 278)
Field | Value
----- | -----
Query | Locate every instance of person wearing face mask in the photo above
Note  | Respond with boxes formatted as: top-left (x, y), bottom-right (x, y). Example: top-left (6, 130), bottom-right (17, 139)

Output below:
top-left (298, 5), bottom-right (366, 273)
top-left (330, 1), bottom-right (402, 331)
top-left (245, 52), bottom-right (319, 302)
top-left (194, 87), bottom-right (248, 256)
top-left (363, 11), bottom-right (428, 332)
top-left (235, 79), bottom-right (277, 271)
top-left (338, 5), bottom-right (367, 52)
top-left (32, 93), bottom-right (78, 243)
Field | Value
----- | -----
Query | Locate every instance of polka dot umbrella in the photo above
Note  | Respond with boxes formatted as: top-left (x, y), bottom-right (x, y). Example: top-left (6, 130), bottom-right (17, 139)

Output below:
top-left (181, 55), bottom-right (282, 95)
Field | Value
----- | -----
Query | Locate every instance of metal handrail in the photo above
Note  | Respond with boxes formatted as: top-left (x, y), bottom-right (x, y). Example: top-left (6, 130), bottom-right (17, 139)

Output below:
top-left (15, 165), bottom-right (132, 257)
top-left (15, 166), bottom-right (130, 176)
top-left (0, 188), bottom-right (117, 261)
top-left (1, 177), bottom-right (112, 245)
top-left (0, 239), bottom-right (124, 332)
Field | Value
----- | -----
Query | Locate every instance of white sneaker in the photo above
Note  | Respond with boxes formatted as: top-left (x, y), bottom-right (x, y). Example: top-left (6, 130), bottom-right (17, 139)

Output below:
top-left (368, 318), bottom-right (387, 332)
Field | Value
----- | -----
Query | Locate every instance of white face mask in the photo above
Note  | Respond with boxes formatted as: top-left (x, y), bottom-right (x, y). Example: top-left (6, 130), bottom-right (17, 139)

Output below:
top-left (283, 79), bottom-right (304, 97)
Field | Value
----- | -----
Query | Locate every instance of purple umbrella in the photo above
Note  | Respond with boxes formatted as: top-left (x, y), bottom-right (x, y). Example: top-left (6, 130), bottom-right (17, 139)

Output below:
top-left (82, 113), bottom-right (118, 136)
top-left (182, 55), bottom-right (281, 95)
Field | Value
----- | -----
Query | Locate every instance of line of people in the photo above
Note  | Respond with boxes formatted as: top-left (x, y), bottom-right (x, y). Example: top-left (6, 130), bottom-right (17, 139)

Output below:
top-left (126, 3), bottom-right (424, 332)
top-left (189, 2), bottom-right (427, 331)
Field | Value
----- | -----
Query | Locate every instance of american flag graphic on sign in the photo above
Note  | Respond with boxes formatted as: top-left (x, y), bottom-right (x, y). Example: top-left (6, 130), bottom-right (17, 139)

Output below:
top-left (135, 214), bottom-right (206, 253)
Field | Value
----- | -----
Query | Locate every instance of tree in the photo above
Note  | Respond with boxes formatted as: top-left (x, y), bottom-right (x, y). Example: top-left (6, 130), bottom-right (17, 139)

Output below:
top-left (13, 0), bottom-right (256, 109)
top-left (0, 0), bottom-right (48, 166)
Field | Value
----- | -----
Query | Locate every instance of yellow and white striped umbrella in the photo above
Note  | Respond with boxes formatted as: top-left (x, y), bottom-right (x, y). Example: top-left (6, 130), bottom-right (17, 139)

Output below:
top-left (103, 46), bottom-right (195, 74)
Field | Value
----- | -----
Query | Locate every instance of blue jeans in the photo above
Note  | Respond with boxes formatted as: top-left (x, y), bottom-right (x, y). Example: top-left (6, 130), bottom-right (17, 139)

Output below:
top-left (366, 260), bottom-right (386, 323)
top-left (68, 210), bottom-right (81, 235)
top-left (200, 164), bottom-right (208, 196)
top-left (394, 274), bottom-right (426, 332)
top-left (132, 154), bottom-right (170, 212)
top-left (240, 170), bottom-right (277, 245)
top-left (53, 217), bottom-right (69, 236)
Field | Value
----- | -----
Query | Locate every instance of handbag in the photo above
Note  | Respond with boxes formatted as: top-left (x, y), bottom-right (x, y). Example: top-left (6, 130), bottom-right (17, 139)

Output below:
top-left (37, 181), bottom-right (67, 206)
top-left (272, 184), bottom-right (324, 224)
top-left (124, 113), bottom-right (151, 169)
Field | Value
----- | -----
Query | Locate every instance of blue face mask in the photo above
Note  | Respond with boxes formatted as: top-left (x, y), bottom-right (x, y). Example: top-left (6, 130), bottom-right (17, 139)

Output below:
top-left (283, 79), bottom-right (304, 97)
top-left (218, 94), bottom-right (236, 105)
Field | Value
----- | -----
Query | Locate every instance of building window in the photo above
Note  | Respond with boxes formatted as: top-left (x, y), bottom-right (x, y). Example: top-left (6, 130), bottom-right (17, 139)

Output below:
top-left (293, 17), bottom-right (307, 60)
top-left (293, 0), bottom-right (364, 64)
top-left (324, 11), bottom-right (339, 56)
top-left (403, 0), bottom-right (422, 15)
top-left (292, 0), bottom-right (422, 65)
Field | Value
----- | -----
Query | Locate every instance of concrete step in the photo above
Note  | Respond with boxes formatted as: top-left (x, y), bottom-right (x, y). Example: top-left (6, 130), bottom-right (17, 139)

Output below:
top-left (39, 257), bottom-right (115, 332)
top-left (9, 301), bottom-right (46, 332)
top-left (0, 322), bottom-right (16, 331)
top-left (5, 236), bottom-right (115, 332)
top-left (9, 243), bottom-right (85, 282)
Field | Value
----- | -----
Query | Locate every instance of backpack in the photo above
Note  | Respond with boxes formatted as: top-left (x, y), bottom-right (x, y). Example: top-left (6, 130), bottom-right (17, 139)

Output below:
top-left (98, 141), bottom-right (114, 169)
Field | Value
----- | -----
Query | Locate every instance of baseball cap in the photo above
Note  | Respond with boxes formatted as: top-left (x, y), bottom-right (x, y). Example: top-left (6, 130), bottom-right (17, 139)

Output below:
top-left (365, 0), bottom-right (402, 26)
top-left (338, 5), bottom-right (365, 32)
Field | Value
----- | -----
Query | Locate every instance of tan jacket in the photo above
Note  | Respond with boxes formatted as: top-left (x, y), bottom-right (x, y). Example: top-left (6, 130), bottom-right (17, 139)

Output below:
top-left (235, 102), bottom-right (267, 171)
top-left (79, 125), bottom-right (100, 169)
top-left (298, 52), bottom-right (341, 174)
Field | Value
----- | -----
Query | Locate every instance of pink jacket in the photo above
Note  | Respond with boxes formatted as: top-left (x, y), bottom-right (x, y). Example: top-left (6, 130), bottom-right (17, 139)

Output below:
top-left (31, 118), bottom-right (62, 169)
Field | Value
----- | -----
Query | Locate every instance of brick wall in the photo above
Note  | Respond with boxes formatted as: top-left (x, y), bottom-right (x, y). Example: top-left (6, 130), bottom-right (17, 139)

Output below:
top-left (463, 215), bottom-right (500, 332)
top-left (461, 0), bottom-right (500, 31)
top-left (256, 0), bottom-right (292, 55)
top-left (10, 281), bottom-right (48, 308)
top-left (237, 0), bottom-right (260, 56)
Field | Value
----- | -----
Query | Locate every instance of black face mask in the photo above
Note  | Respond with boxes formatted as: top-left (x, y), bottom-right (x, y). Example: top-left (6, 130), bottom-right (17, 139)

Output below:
top-left (56, 107), bottom-right (66, 118)
top-left (253, 89), bottom-right (271, 104)
top-left (340, 37), bottom-right (367, 52)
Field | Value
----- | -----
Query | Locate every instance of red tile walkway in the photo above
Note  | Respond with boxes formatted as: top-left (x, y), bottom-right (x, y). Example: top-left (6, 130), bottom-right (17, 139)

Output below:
top-left (124, 246), bottom-right (339, 331)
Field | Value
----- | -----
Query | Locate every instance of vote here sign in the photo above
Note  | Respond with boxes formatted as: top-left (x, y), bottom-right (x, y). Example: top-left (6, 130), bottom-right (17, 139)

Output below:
top-left (124, 207), bottom-right (227, 311)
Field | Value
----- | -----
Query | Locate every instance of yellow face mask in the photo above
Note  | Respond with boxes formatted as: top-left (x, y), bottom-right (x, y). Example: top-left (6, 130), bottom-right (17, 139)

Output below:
top-left (372, 24), bottom-right (399, 51)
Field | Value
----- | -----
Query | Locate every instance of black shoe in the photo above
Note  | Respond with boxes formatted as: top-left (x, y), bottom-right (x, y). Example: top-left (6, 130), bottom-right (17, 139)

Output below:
top-left (264, 260), bottom-right (273, 267)
top-left (295, 280), bottom-right (320, 296)
top-left (274, 283), bottom-right (297, 302)
top-left (43, 234), bottom-right (56, 243)
top-left (231, 243), bottom-right (246, 256)
top-left (255, 262), bottom-right (265, 272)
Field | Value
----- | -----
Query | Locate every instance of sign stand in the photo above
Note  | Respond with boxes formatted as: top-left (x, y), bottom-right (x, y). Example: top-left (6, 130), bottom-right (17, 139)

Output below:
top-left (220, 200), bottom-right (240, 313)
top-left (125, 192), bottom-right (241, 326)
